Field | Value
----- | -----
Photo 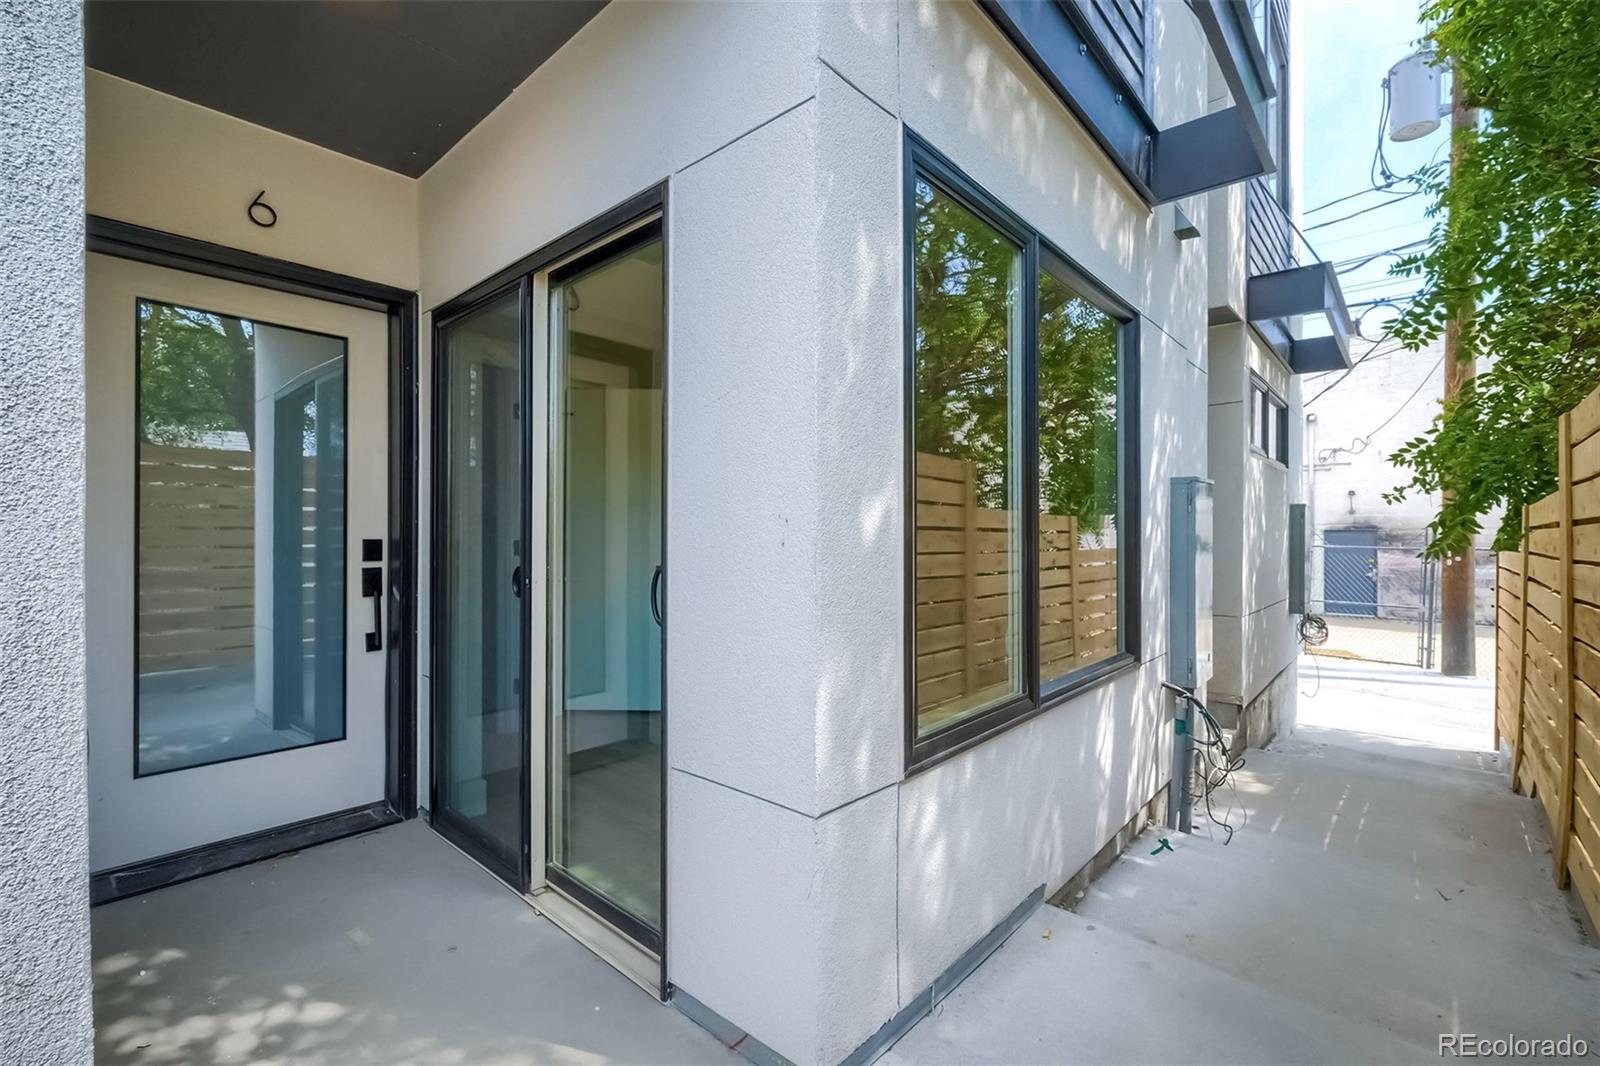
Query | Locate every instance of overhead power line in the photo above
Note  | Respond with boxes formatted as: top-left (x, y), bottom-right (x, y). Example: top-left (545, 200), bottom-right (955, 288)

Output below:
top-left (1303, 293), bottom-right (1425, 408)
top-left (1303, 177), bottom-right (1416, 216)
top-left (1304, 189), bottom-right (1424, 232)
top-left (1333, 237), bottom-right (1431, 272)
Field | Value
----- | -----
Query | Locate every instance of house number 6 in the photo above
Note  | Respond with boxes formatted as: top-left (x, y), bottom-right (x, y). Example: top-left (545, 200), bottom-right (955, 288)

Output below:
top-left (248, 190), bottom-right (277, 228)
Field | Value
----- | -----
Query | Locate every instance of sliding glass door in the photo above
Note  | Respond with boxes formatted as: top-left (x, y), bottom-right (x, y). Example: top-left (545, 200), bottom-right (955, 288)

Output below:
top-left (434, 286), bottom-right (527, 884)
top-left (548, 226), bottom-right (665, 948)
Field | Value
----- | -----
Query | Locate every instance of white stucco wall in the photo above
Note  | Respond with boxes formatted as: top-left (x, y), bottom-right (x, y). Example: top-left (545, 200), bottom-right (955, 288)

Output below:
top-left (1207, 320), bottom-right (1299, 716)
top-left (885, 0), bottom-right (1212, 1037)
top-left (86, 71), bottom-right (419, 290)
top-left (0, 1), bottom-right (94, 1060)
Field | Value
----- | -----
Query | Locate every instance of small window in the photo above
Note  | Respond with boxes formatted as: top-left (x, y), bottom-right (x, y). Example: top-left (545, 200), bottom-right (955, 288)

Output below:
top-left (907, 134), bottom-right (1138, 768)
top-left (1250, 377), bottom-right (1288, 464)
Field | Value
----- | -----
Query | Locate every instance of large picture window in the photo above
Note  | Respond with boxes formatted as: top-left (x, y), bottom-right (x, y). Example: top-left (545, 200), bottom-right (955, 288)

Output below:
top-left (907, 135), bottom-right (1138, 766)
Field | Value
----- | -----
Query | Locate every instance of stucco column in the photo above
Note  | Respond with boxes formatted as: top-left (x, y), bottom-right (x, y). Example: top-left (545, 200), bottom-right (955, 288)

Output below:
top-left (0, 1), bottom-right (94, 1061)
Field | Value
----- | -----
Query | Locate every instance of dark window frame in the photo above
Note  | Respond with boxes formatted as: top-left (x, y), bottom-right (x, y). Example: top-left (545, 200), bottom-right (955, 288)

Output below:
top-left (903, 131), bottom-right (1142, 774)
top-left (1249, 374), bottom-right (1289, 465)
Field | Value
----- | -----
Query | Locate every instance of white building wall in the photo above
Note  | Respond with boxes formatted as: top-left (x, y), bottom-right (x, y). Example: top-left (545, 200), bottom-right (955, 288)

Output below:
top-left (85, 71), bottom-right (419, 291)
top-left (888, 0), bottom-right (1210, 1017)
top-left (1, 2), bottom-right (94, 1059)
top-left (1206, 318), bottom-right (1300, 729)
top-left (416, 6), bottom-right (904, 1060)
top-left (1202, 38), bottom-right (1303, 738)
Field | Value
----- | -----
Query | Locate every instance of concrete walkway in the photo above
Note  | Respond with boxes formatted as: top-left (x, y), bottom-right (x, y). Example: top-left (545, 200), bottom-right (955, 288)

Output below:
top-left (887, 658), bottom-right (1599, 1064)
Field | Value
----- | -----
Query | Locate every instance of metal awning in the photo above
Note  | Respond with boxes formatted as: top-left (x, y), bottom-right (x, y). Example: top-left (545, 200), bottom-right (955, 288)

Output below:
top-left (979, 0), bottom-right (1277, 205)
top-left (1246, 261), bottom-right (1355, 373)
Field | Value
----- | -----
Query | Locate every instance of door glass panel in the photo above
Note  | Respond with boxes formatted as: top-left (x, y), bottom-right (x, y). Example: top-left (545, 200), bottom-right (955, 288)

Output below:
top-left (437, 290), bottom-right (525, 870)
top-left (136, 300), bottom-right (346, 775)
top-left (550, 235), bottom-right (664, 933)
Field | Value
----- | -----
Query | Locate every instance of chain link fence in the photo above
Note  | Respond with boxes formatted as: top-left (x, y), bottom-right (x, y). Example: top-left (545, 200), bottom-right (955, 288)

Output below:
top-left (1307, 531), bottom-right (1495, 676)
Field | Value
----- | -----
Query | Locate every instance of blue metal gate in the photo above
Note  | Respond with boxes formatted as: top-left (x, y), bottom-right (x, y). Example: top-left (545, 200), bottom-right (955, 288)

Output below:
top-left (1323, 528), bottom-right (1379, 617)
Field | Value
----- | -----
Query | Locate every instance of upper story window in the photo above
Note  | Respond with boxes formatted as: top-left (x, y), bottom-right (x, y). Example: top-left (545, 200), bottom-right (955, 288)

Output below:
top-left (907, 133), bottom-right (1139, 768)
top-left (1251, 377), bottom-right (1289, 465)
top-left (1248, 0), bottom-right (1291, 204)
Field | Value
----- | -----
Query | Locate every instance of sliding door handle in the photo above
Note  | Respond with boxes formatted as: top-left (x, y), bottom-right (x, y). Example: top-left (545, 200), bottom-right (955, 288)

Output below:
top-left (512, 565), bottom-right (523, 599)
top-left (650, 565), bottom-right (663, 627)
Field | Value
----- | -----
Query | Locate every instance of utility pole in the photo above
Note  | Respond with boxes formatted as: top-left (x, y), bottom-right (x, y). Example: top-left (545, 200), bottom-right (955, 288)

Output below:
top-left (1439, 73), bottom-right (1479, 677)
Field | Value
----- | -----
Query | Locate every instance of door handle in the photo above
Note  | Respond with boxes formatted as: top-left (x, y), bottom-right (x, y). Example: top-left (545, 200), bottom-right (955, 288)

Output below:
top-left (362, 566), bottom-right (383, 652)
top-left (512, 564), bottom-right (523, 599)
top-left (650, 564), bottom-right (664, 627)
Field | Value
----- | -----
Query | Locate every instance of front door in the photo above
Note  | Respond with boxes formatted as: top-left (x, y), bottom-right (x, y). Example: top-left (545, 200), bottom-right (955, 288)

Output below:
top-left (85, 253), bottom-right (391, 873)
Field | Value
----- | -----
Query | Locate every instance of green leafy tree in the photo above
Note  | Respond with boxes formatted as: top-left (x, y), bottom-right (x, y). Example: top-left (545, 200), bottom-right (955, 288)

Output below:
top-left (138, 302), bottom-right (256, 447)
top-left (1385, 0), bottom-right (1600, 555)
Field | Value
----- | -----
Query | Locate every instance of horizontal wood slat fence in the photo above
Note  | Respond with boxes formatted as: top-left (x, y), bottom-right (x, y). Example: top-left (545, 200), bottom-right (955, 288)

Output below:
top-left (139, 443), bottom-right (320, 677)
top-left (1496, 385), bottom-right (1600, 934)
top-left (916, 451), bottom-right (1118, 728)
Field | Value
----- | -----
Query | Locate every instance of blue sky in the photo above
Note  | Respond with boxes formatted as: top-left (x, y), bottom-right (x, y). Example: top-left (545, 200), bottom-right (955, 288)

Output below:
top-left (1295, 0), bottom-right (1449, 345)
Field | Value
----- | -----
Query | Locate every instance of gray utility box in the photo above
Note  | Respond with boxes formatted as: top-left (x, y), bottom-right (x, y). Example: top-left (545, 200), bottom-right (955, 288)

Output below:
top-left (1289, 502), bottom-right (1307, 615)
top-left (1168, 477), bottom-right (1214, 690)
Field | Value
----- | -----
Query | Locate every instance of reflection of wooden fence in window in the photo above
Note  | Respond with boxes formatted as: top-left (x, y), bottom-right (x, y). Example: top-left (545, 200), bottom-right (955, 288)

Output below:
top-left (138, 444), bottom-right (320, 676)
top-left (140, 445), bottom-right (255, 675)
top-left (1494, 384), bottom-right (1600, 936)
top-left (915, 452), bottom-right (1118, 725)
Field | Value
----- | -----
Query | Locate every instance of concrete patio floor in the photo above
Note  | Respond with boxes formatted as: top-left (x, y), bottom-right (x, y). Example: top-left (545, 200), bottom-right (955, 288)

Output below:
top-left (91, 820), bottom-right (731, 1065)
top-left (885, 657), bottom-right (1600, 1064)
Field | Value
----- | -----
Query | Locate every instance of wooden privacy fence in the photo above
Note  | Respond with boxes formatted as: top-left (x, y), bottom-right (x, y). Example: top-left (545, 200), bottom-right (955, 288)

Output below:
top-left (915, 451), bottom-right (1117, 727)
top-left (138, 443), bottom-right (322, 677)
top-left (1496, 386), bottom-right (1600, 933)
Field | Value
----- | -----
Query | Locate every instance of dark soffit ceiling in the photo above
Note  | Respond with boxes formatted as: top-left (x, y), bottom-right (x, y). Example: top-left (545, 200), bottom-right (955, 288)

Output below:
top-left (86, 1), bottom-right (607, 177)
